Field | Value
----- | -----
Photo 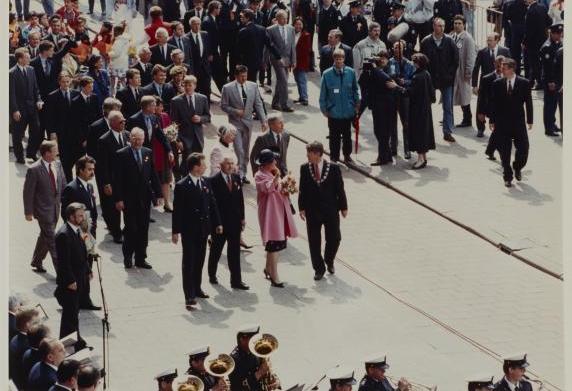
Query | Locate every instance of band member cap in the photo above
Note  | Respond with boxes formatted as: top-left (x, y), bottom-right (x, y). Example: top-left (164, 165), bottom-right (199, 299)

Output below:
top-left (349, 0), bottom-right (362, 8)
top-left (364, 354), bottom-right (389, 370)
top-left (392, 0), bottom-right (405, 9)
top-left (155, 368), bottom-right (178, 382)
top-left (549, 22), bottom-right (564, 33)
top-left (237, 324), bottom-right (260, 336)
top-left (503, 353), bottom-right (529, 368)
top-left (328, 368), bottom-right (357, 385)
top-left (466, 375), bottom-right (494, 389)
top-left (188, 346), bottom-right (210, 359)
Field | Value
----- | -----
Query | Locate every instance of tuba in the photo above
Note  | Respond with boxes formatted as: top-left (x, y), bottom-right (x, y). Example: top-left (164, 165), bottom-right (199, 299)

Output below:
top-left (205, 353), bottom-right (235, 391)
top-left (386, 375), bottom-right (438, 391)
top-left (175, 375), bottom-right (205, 391)
top-left (249, 334), bottom-right (280, 391)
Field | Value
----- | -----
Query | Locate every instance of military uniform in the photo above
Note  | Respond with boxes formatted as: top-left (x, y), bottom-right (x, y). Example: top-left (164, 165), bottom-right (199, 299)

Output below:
top-left (339, 2), bottom-right (369, 48)
top-left (493, 354), bottom-right (533, 391)
top-left (229, 325), bottom-right (263, 391)
top-left (155, 369), bottom-right (178, 390)
top-left (358, 375), bottom-right (394, 391)
top-left (540, 23), bottom-right (563, 135)
top-left (329, 368), bottom-right (358, 390)
top-left (187, 346), bottom-right (218, 391)
top-left (466, 376), bottom-right (494, 391)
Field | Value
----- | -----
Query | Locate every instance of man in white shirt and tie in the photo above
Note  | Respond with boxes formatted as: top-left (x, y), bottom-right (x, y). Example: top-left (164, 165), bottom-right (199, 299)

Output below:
top-left (150, 27), bottom-right (176, 67)
top-left (187, 16), bottom-right (213, 99)
top-left (249, 113), bottom-right (289, 175)
top-left (492, 354), bottom-right (533, 391)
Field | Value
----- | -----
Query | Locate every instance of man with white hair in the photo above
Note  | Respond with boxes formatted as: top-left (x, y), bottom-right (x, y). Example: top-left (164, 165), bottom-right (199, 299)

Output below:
top-left (131, 47), bottom-right (154, 86)
top-left (249, 113), bottom-right (289, 175)
top-left (112, 127), bottom-right (162, 269)
top-left (188, 16), bottom-right (213, 99)
top-left (8, 293), bottom-right (25, 341)
top-left (150, 27), bottom-right (177, 67)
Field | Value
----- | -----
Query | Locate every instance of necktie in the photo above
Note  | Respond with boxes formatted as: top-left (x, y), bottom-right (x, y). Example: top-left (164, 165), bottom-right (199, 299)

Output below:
top-left (86, 183), bottom-right (94, 207)
top-left (490, 49), bottom-right (494, 61)
top-left (65, 91), bottom-right (70, 105)
top-left (44, 59), bottom-right (51, 75)
top-left (117, 133), bottom-right (124, 147)
top-left (77, 229), bottom-right (82, 239)
top-left (281, 26), bottom-right (286, 44)
top-left (226, 175), bottom-right (232, 191)
top-left (145, 116), bottom-right (152, 139)
top-left (508, 80), bottom-right (513, 95)
top-left (86, 95), bottom-right (90, 104)
top-left (241, 84), bottom-right (247, 106)
top-left (157, 84), bottom-right (163, 97)
top-left (196, 179), bottom-right (202, 191)
top-left (314, 163), bottom-right (320, 181)
top-left (48, 163), bottom-right (56, 194)
top-left (161, 45), bottom-right (166, 60)
top-left (20, 67), bottom-right (29, 90)
top-left (188, 95), bottom-right (194, 111)
top-left (136, 150), bottom-right (142, 169)
top-left (276, 133), bottom-right (281, 146)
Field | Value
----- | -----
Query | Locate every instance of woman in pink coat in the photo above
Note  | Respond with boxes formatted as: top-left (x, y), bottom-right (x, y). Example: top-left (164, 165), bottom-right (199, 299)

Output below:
top-left (255, 149), bottom-right (298, 288)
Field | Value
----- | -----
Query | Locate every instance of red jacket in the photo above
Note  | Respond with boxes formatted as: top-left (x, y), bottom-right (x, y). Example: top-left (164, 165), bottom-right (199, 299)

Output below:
top-left (295, 31), bottom-right (312, 71)
top-left (145, 19), bottom-right (173, 45)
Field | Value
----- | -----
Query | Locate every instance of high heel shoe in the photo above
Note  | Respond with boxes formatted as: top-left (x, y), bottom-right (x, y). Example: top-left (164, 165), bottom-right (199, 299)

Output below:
top-left (412, 160), bottom-right (427, 170)
top-left (263, 269), bottom-right (270, 279)
top-left (270, 278), bottom-right (285, 288)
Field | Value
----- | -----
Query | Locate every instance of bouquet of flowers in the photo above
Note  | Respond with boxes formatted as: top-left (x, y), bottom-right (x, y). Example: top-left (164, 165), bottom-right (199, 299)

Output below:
top-left (164, 122), bottom-right (179, 143)
top-left (281, 171), bottom-right (298, 195)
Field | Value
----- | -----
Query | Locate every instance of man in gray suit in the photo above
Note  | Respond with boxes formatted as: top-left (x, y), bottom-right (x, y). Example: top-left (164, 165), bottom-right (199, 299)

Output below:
top-left (23, 140), bottom-right (67, 273)
top-left (221, 65), bottom-right (268, 183)
top-left (266, 10), bottom-right (296, 112)
top-left (250, 113), bottom-right (290, 175)
top-left (170, 75), bottom-right (211, 175)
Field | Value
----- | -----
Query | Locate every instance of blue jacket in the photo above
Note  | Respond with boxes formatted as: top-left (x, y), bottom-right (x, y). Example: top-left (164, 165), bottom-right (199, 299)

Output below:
top-left (387, 58), bottom-right (416, 87)
top-left (319, 66), bottom-right (361, 119)
top-left (28, 361), bottom-right (58, 391)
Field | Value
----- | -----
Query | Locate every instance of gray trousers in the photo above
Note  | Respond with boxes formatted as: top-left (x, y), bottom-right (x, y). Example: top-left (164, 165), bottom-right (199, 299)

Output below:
top-left (234, 123), bottom-right (252, 177)
top-left (271, 59), bottom-right (289, 108)
top-left (32, 219), bottom-right (57, 268)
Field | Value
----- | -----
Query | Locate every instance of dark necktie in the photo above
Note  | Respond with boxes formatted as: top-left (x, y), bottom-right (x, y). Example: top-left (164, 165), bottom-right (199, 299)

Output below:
top-left (161, 45), bottom-right (166, 60)
top-left (188, 95), bottom-right (195, 112)
top-left (86, 183), bottom-right (94, 207)
top-left (20, 67), bottom-right (29, 90)
top-left (490, 49), bottom-right (494, 62)
top-left (508, 80), bottom-right (513, 96)
top-left (48, 163), bottom-right (56, 194)
top-left (77, 229), bottom-right (82, 240)
top-left (196, 179), bottom-right (202, 191)
top-left (136, 150), bottom-right (142, 170)
top-left (241, 84), bottom-right (247, 106)
top-left (117, 133), bottom-right (124, 147)
top-left (64, 90), bottom-right (70, 106)
top-left (226, 175), bottom-right (232, 191)
top-left (276, 133), bottom-right (281, 146)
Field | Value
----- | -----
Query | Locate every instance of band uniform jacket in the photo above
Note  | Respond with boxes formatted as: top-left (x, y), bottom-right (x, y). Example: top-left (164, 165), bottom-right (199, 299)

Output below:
top-left (172, 176), bottom-right (221, 238)
top-left (493, 378), bottom-right (533, 391)
top-left (298, 160), bottom-right (348, 219)
top-left (358, 375), bottom-right (395, 391)
top-left (249, 131), bottom-right (290, 175)
top-left (126, 110), bottom-right (172, 152)
top-left (229, 346), bottom-right (263, 391)
top-left (471, 45), bottom-right (511, 87)
top-left (96, 130), bottom-right (130, 187)
top-left (112, 147), bottom-right (162, 208)
top-left (476, 71), bottom-right (502, 116)
top-left (60, 178), bottom-right (98, 228)
top-left (489, 75), bottom-right (533, 133)
top-left (115, 86), bottom-right (142, 119)
top-left (210, 172), bottom-right (245, 235)
top-left (187, 366), bottom-right (217, 390)
top-left (170, 92), bottom-right (211, 152)
top-left (339, 13), bottom-right (368, 48)
top-left (130, 61), bottom-right (154, 86)
top-left (23, 160), bottom-right (67, 223)
top-left (86, 117), bottom-right (110, 161)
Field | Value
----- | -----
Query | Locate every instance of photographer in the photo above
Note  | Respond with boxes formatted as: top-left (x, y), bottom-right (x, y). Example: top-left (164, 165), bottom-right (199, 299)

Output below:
top-left (365, 50), bottom-right (398, 166)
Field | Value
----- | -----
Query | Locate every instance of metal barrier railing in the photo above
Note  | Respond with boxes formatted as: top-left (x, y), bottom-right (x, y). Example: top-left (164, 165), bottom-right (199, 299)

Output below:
top-left (472, 4), bottom-right (504, 47)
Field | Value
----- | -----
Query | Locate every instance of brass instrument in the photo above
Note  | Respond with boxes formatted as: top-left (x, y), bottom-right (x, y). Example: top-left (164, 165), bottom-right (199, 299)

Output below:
top-left (249, 334), bottom-right (281, 391)
top-left (386, 375), bottom-right (438, 391)
top-left (175, 375), bottom-right (205, 391)
top-left (523, 375), bottom-right (545, 391)
top-left (205, 353), bottom-right (235, 391)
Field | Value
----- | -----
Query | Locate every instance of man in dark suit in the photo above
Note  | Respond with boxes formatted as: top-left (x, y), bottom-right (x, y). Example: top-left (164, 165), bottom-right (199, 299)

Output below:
top-left (187, 16), bottom-right (213, 99)
top-left (9, 47), bottom-right (43, 163)
top-left (150, 27), bottom-right (177, 67)
top-left (9, 307), bottom-right (39, 389)
top-left (131, 47), bottom-right (154, 86)
top-left (477, 55), bottom-right (505, 160)
top-left (371, 0), bottom-right (392, 41)
top-left (523, 0), bottom-right (551, 88)
top-left (493, 354), bottom-right (533, 391)
top-left (249, 113), bottom-right (289, 175)
top-left (489, 58), bottom-right (533, 187)
top-left (26, 31), bottom-right (42, 59)
top-left (60, 157), bottom-right (101, 312)
top-left (8, 293), bottom-right (23, 341)
top-left (97, 111), bottom-right (130, 243)
top-left (71, 76), bottom-right (102, 158)
top-left (27, 339), bottom-right (66, 391)
top-left (113, 128), bottom-right (163, 269)
top-left (170, 75), bottom-right (212, 174)
top-left (298, 141), bottom-right (348, 280)
top-left (86, 98), bottom-right (121, 162)
top-left (319, 29), bottom-right (353, 74)
top-left (169, 21), bottom-right (190, 53)
top-left (48, 359), bottom-right (81, 391)
top-left (46, 71), bottom-right (80, 182)
top-left (202, 1), bottom-right (227, 91)
top-left (339, 1), bottom-right (368, 48)
top-left (23, 141), bottom-right (67, 273)
top-left (183, 0), bottom-right (207, 32)
top-left (141, 65), bottom-right (177, 113)
top-left (172, 153), bottom-right (222, 309)
top-left (207, 156), bottom-right (249, 289)
top-left (505, 0), bottom-right (527, 73)
top-left (115, 68), bottom-right (142, 120)
top-left (54, 203), bottom-right (90, 341)
top-left (22, 323), bottom-right (50, 382)
top-left (219, 0), bottom-right (244, 81)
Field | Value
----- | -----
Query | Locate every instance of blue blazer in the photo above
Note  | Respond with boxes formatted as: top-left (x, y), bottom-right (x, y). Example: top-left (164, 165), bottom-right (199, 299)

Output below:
top-left (28, 361), bottom-right (58, 391)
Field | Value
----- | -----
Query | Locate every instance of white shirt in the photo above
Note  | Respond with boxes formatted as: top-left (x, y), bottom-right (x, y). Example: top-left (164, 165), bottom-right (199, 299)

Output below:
top-left (17, 64), bottom-right (27, 73)
top-left (130, 85), bottom-right (139, 98)
top-left (112, 130), bottom-right (124, 146)
top-left (189, 174), bottom-right (202, 187)
top-left (78, 177), bottom-right (90, 190)
top-left (236, 81), bottom-right (248, 100)
top-left (489, 46), bottom-right (498, 58)
top-left (68, 221), bottom-right (81, 235)
top-left (271, 130), bottom-right (282, 144)
top-left (223, 172), bottom-right (233, 185)
top-left (503, 377), bottom-right (519, 391)
top-left (81, 91), bottom-right (90, 102)
top-left (191, 32), bottom-right (203, 56)
top-left (41, 159), bottom-right (57, 182)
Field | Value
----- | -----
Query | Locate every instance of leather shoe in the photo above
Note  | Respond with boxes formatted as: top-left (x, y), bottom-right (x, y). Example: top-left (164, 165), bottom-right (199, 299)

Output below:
top-left (486, 153), bottom-right (496, 161)
top-left (476, 131), bottom-right (484, 138)
top-left (242, 177), bottom-right (251, 184)
top-left (32, 265), bottom-right (47, 273)
top-left (149, 217), bottom-right (156, 223)
top-left (343, 156), bottom-right (355, 165)
top-left (455, 121), bottom-right (471, 128)
top-left (113, 236), bottom-right (123, 244)
top-left (231, 282), bottom-right (250, 290)
top-left (209, 276), bottom-right (219, 284)
top-left (271, 104), bottom-right (281, 111)
top-left (505, 180), bottom-right (512, 188)
top-left (404, 152), bottom-right (411, 160)
top-left (545, 130), bottom-right (560, 137)
top-left (327, 264), bottom-right (335, 274)
top-left (515, 170), bottom-right (522, 181)
top-left (135, 262), bottom-right (153, 269)
top-left (16, 158), bottom-right (26, 164)
top-left (124, 261), bottom-right (132, 269)
top-left (80, 304), bottom-right (102, 311)
top-left (186, 299), bottom-right (198, 306)
top-left (314, 272), bottom-right (325, 281)
top-left (196, 291), bottom-right (210, 298)
top-left (240, 241), bottom-right (253, 249)
top-left (443, 134), bottom-right (456, 142)
top-left (281, 106), bottom-right (294, 113)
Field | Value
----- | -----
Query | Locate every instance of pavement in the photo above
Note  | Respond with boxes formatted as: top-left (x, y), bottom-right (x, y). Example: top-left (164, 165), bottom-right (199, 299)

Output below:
top-left (9, 2), bottom-right (563, 390)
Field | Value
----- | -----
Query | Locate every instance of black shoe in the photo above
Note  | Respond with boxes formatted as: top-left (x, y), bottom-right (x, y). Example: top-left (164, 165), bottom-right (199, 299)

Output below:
top-left (242, 177), bottom-right (250, 184)
top-left (80, 304), bottom-right (102, 311)
top-left (300, 101), bottom-right (308, 106)
top-left (486, 153), bottom-right (496, 161)
top-left (209, 276), bottom-right (219, 284)
top-left (16, 158), bottom-right (25, 164)
top-left (455, 121), bottom-right (471, 128)
top-left (343, 156), bottom-right (355, 165)
top-left (327, 264), bottom-right (335, 274)
top-left (545, 130), bottom-right (560, 136)
top-left (404, 151), bottom-right (411, 160)
top-left (113, 236), bottom-right (123, 244)
top-left (240, 241), bottom-right (253, 249)
top-left (149, 217), bottom-right (156, 223)
top-left (515, 170), bottom-right (522, 181)
top-left (505, 180), bottom-right (512, 188)
top-left (32, 265), bottom-right (47, 273)
top-left (282, 106), bottom-right (294, 113)
top-left (370, 160), bottom-right (382, 166)
top-left (412, 160), bottom-right (427, 170)
top-left (314, 272), bottom-right (325, 281)
top-left (270, 279), bottom-right (285, 288)
top-left (163, 206), bottom-right (173, 213)
top-left (196, 291), bottom-right (210, 298)
top-left (443, 134), bottom-right (456, 142)
top-left (477, 131), bottom-right (484, 138)
top-left (231, 282), bottom-right (250, 290)
top-left (124, 260), bottom-right (132, 269)
top-left (271, 104), bottom-right (281, 111)
top-left (135, 261), bottom-right (153, 269)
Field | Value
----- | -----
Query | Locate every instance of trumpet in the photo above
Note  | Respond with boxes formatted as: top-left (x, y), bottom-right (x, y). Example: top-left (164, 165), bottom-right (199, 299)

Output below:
top-left (176, 375), bottom-right (205, 391)
top-left (249, 334), bottom-right (281, 391)
top-left (205, 353), bottom-right (235, 391)
top-left (386, 375), bottom-right (438, 391)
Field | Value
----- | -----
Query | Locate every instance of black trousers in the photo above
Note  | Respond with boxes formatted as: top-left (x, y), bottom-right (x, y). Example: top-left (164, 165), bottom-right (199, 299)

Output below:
top-left (510, 24), bottom-right (525, 74)
top-left (247, 66), bottom-right (259, 83)
top-left (207, 230), bottom-right (242, 285)
top-left (11, 112), bottom-right (40, 160)
top-left (497, 130), bottom-right (529, 181)
top-left (60, 145), bottom-right (82, 183)
top-left (196, 70), bottom-right (212, 102)
top-left (96, 177), bottom-right (122, 239)
top-left (328, 117), bottom-right (353, 161)
top-left (88, 0), bottom-right (106, 12)
top-left (181, 140), bottom-right (204, 176)
top-left (56, 287), bottom-right (80, 339)
top-left (543, 87), bottom-right (562, 132)
top-left (397, 95), bottom-right (410, 154)
top-left (485, 126), bottom-right (499, 157)
top-left (525, 44), bottom-right (542, 84)
top-left (306, 213), bottom-right (341, 274)
top-left (181, 233), bottom-right (208, 302)
top-left (122, 203), bottom-right (151, 264)
top-left (372, 107), bottom-right (396, 163)
top-left (211, 53), bottom-right (227, 93)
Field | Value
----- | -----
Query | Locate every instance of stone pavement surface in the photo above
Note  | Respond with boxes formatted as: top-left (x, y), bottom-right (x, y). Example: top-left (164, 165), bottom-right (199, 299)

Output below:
top-left (9, 101), bottom-right (563, 391)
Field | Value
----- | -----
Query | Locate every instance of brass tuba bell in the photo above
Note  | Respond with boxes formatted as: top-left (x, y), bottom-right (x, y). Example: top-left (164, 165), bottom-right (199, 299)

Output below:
top-left (175, 375), bottom-right (205, 391)
top-left (248, 334), bottom-right (279, 358)
top-left (205, 353), bottom-right (236, 378)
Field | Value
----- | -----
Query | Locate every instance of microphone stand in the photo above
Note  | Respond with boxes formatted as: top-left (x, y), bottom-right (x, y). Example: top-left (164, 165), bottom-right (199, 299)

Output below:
top-left (92, 253), bottom-right (110, 389)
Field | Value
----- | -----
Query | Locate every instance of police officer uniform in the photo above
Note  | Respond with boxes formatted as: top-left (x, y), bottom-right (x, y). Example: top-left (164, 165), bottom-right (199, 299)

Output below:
top-left (467, 376), bottom-right (494, 391)
top-left (492, 354), bottom-right (533, 391)
top-left (329, 368), bottom-right (358, 391)
top-left (540, 22), bottom-right (563, 136)
top-left (155, 369), bottom-right (178, 390)
top-left (187, 346), bottom-right (218, 391)
top-left (358, 355), bottom-right (394, 391)
top-left (229, 325), bottom-right (263, 391)
top-left (317, 2), bottom-right (343, 47)
top-left (339, 1), bottom-right (369, 48)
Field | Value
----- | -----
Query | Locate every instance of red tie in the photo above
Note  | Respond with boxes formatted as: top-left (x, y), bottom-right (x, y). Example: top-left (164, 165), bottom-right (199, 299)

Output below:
top-left (314, 163), bottom-right (320, 181)
top-left (226, 175), bottom-right (233, 191)
top-left (48, 163), bottom-right (56, 194)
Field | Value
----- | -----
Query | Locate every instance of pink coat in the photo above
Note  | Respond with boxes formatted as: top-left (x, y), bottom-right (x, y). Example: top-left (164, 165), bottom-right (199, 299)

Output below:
top-left (255, 169), bottom-right (298, 244)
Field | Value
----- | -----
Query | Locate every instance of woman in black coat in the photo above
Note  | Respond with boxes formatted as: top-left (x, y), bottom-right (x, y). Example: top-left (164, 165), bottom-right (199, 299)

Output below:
top-left (388, 53), bottom-right (435, 169)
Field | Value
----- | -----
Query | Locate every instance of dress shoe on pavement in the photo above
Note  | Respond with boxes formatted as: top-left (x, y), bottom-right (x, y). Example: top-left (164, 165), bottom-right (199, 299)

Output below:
top-left (505, 180), bottom-right (512, 188)
top-left (196, 291), bottom-right (210, 298)
top-left (327, 264), bottom-right (335, 274)
top-left (209, 276), bottom-right (219, 284)
top-left (343, 156), bottom-right (355, 165)
top-left (240, 241), bottom-right (253, 249)
top-left (271, 104), bottom-right (281, 111)
top-left (443, 133), bottom-right (456, 142)
top-left (476, 131), bottom-right (484, 137)
top-left (124, 261), bottom-right (133, 269)
top-left (242, 177), bottom-right (251, 184)
top-left (515, 170), bottom-right (522, 181)
top-left (545, 130), bottom-right (560, 136)
top-left (32, 266), bottom-right (47, 273)
top-left (404, 151), bottom-right (412, 160)
top-left (314, 272), bottom-right (325, 281)
top-left (486, 153), bottom-right (496, 161)
top-left (113, 236), bottom-right (123, 244)
top-left (370, 160), bottom-right (382, 166)
top-left (135, 262), bottom-right (153, 269)
top-left (80, 304), bottom-right (102, 311)
top-left (149, 217), bottom-right (156, 223)
top-left (16, 158), bottom-right (26, 164)
top-left (455, 121), bottom-right (472, 128)
top-left (231, 282), bottom-right (250, 290)
top-left (282, 106), bottom-right (294, 112)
